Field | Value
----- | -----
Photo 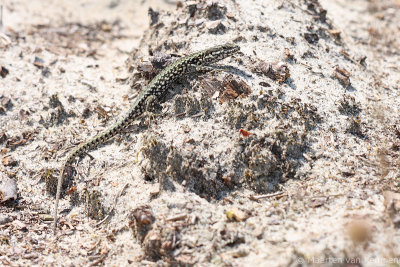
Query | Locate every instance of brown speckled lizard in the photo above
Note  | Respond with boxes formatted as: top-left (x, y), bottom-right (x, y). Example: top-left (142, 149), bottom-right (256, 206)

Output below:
top-left (53, 43), bottom-right (240, 232)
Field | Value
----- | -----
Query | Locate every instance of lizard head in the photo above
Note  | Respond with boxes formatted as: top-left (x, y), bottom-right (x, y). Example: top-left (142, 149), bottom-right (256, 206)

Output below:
top-left (202, 42), bottom-right (240, 64)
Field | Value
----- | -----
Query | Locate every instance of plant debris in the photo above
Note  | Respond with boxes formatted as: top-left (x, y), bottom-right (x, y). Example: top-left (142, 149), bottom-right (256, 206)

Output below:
top-left (334, 66), bottom-right (351, 87)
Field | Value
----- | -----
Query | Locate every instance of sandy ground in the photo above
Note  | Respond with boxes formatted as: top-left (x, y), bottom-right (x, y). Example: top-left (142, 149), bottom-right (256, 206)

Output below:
top-left (1, 0), bottom-right (400, 266)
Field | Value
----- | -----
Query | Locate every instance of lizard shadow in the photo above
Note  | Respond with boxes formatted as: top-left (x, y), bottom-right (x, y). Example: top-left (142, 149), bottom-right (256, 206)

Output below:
top-left (209, 65), bottom-right (252, 79)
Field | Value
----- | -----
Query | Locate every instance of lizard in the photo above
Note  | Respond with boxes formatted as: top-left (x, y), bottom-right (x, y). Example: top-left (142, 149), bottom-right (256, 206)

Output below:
top-left (53, 42), bottom-right (240, 232)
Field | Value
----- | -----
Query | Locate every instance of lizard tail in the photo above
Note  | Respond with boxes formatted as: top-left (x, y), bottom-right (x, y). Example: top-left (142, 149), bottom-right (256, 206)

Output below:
top-left (53, 118), bottom-right (130, 233)
top-left (53, 164), bottom-right (65, 233)
top-left (53, 147), bottom-right (79, 233)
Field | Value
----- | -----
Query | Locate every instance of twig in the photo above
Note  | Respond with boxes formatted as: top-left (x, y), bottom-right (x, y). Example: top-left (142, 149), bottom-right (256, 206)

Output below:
top-left (249, 191), bottom-right (287, 200)
top-left (166, 213), bottom-right (187, 222)
top-left (175, 111), bottom-right (186, 117)
top-left (191, 112), bottom-right (204, 118)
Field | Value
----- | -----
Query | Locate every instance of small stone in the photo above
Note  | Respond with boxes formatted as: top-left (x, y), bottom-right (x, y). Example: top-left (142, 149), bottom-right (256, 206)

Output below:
top-left (231, 248), bottom-right (249, 258)
top-left (226, 207), bottom-right (247, 222)
top-left (0, 175), bottom-right (18, 203)
top-left (1, 97), bottom-right (12, 109)
top-left (309, 197), bottom-right (327, 208)
top-left (226, 12), bottom-right (235, 19)
top-left (33, 56), bottom-right (45, 68)
top-left (150, 184), bottom-right (160, 197)
top-left (206, 20), bottom-right (225, 34)
top-left (13, 220), bottom-right (27, 231)
top-left (253, 226), bottom-right (264, 239)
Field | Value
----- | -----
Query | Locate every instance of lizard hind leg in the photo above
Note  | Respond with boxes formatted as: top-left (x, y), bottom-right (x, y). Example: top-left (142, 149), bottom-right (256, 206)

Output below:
top-left (142, 95), bottom-right (162, 126)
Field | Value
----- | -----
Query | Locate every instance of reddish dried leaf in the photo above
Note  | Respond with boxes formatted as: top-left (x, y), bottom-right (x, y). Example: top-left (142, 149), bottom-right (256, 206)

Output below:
top-left (66, 186), bottom-right (77, 195)
top-left (219, 85), bottom-right (238, 104)
top-left (219, 76), bottom-right (252, 104)
top-left (239, 129), bottom-right (252, 137)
